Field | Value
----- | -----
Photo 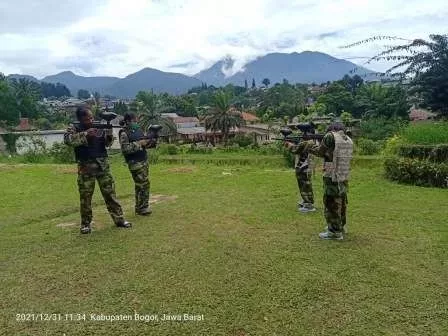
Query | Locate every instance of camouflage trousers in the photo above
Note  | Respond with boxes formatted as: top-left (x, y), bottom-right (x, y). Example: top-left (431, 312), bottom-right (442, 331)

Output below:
top-left (295, 169), bottom-right (314, 208)
top-left (128, 161), bottom-right (150, 213)
top-left (77, 160), bottom-right (125, 228)
top-left (323, 178), bottom-right (348, 233)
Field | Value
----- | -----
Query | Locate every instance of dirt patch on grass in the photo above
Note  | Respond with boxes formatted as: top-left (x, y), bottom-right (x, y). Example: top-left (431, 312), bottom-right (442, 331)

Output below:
top-left (56, 222), bottom-right (77, 228)
top-left (150, 194), bottom-right (178, 203)
top-left (56, 167), bottom-right (78, 174)
top-left (166, 167), bottom-right (195, 173)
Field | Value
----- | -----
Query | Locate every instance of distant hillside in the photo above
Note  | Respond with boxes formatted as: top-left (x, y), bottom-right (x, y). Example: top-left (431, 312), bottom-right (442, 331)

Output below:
top-left (195, 51), bottom-right (375, 86)
top-left (7, 74), bottom-right (40, 82)
top-left (106, 68), bottom-right (202, 98)
top-left (6, 51), bottom-right (377, 98)
top-left (41, 71), bottom-right (120, 96)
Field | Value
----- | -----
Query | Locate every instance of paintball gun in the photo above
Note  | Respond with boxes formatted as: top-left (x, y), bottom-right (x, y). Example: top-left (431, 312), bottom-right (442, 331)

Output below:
top-left (140, 124), bottom-right (164, 149)
top-left (72, 112), bottom-right (119, 130)
top-left (274, 123), bottom-right (324, 144)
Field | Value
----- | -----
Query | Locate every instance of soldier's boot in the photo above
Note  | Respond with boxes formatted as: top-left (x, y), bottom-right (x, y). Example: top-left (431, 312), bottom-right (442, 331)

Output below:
top-left (319, 230), bottom-right (343, 240)
top-left (116, 221), bottom-right (132, 228)
top-left (299, 203), bottom-right (316, 213)
top-left (80, 225), bottom-right (91, 234)
top-left (136, 207), bottom-right (152, 216)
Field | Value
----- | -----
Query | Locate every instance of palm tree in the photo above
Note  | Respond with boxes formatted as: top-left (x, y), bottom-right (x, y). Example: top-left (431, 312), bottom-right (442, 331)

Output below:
top-left (204, 91), bottom-right (244, 145)
top-left (135, 91), bottom-right (177, 139)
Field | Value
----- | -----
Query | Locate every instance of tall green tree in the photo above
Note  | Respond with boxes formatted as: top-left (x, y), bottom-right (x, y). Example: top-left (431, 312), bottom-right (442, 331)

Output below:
top-left (316, 82), bottom-right (354, 115)
top-left (345, 34), bottom-right (448, 116)
top-left (10, 78), bottom-right (42, 119)
top-left (77, 89), bottom-right (90, 99)
top-left (205, 91), bottom-right (244, 145)
top-left (262, 78), bottom-right (271, 88)
top-left (354, 83), bottom-right (409, 119)
top-left (135, 91), bottom-right (176, 137)
top-left (0, 74), bottom-right (19, 125)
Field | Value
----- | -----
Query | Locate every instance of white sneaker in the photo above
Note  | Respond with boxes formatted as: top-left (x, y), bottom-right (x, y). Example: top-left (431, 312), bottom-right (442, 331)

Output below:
top-left (299, 206), bottom-right (316, 213)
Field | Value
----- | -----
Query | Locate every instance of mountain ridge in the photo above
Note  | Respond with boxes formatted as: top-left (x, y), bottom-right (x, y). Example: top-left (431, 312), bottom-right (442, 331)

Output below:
top-left (6, 51), bottom-right (375, 97)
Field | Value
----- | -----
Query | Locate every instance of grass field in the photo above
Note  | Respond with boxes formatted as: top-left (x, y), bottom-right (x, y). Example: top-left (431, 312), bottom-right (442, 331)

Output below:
top-left (0, 154), bottom-right (447, 335)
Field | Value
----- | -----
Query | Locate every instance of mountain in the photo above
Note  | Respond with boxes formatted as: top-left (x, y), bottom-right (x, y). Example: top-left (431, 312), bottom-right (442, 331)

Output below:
top-left (41, 71), bottom-right (120, 96)
top-left (7, 74), bottom-right (40, 82)
top-left (194, 57), bottom-right (234, 87)
top-left (195, 51), bottom-right (375, 86)
top-left (106, 68), bottom-right (202, 98)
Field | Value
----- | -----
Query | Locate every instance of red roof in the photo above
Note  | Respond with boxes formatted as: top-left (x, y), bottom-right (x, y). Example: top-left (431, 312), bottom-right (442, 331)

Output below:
top-left (241, 112), bottom-right (259, 122)
top-left (15, 118), bottom-right (36, 131)
top-left (409, 108), bottom-right (436, 121)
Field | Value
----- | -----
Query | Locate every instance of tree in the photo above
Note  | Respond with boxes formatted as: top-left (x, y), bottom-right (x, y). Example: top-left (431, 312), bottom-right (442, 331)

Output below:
top-left (10, 78), bottom-right (42, 119)
top-left (135, 91), bottom-right (176, 138)
top-left (316, 82), bottom-right (353, 115)
top-left (113, 101), bottom-right (128, 115)
top-left (77, 89), bottom-right (90, 99)
top-left (41, 82), bottom-right (71, 98)
top-left (354, 83), bottom-right (409, 119)
top-left (0, 74), bottom-right (20, 125)
top-left (204, 91), bottom-right (244, 145)
top-left (252, 78), bottom-right (256, 89)
top-left (345, 34), bottom-right (448, 116)
top-left (244, 79), bottom-right (248, 90)
top-left (262, 78), bottom-right (271, 88)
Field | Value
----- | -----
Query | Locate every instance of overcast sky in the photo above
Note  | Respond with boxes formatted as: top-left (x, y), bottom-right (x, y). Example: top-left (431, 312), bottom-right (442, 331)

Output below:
top-left (1, 0), bottom-right (447, 78)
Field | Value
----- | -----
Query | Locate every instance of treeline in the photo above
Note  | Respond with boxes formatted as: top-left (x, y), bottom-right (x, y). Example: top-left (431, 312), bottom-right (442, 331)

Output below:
top-left (0, 74), bottom-right (71, 127)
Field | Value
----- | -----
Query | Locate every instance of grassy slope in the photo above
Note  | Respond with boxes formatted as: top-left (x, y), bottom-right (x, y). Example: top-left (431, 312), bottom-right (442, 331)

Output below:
top-left (0, 157), bottom-right (447, 336)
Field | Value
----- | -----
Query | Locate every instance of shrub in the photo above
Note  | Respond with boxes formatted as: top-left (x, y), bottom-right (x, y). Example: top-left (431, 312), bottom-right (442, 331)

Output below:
top-left (382, 135), bottom-right (407, 156)
top-left (356, 138), bottom-right (384, 155)
top-left (385, 157), bottom-right (448, 188)
top-left (397, 144), bottom-right (448, 163)
top-left (360, 117), bottom-right (407, 141)
top-left (157, 144), bottom-right (179, 155)
top-left (49, 142), bottom-right (75, 163)
top-left (229, 133), bottom-right (254, 147)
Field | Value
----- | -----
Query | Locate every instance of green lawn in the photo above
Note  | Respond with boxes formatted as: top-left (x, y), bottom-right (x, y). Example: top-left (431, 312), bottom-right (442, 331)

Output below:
top-left (0, 155), bottom-right (447, 335)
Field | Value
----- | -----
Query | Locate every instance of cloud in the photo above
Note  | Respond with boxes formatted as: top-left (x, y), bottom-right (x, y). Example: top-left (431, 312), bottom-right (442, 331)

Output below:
top-left (0, 0), bottom-right (447, 78)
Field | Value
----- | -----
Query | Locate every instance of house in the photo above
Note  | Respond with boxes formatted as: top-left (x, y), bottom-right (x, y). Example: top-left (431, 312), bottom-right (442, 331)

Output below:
top-left (238, 123), bottom-right (281, 144)
top-left (14, 118), bottom-right (36, 131)
top-left (241, 112), bottom-right (259, 125)
top-left (162, 113), bottom-right (207, 142)
top-left (409, 107), bottom-right (437, 121)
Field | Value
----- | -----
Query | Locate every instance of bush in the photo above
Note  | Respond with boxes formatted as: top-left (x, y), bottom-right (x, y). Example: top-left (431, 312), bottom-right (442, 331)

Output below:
top-left (360, 117), bottom-right (407, 141)
top-left (356, 138), bottom-right (384, 155)
top-left (382, 135), bottom-right (407, 156)
top-left (229, 133), bottom-right (254, 147)
top-left (157, 144), bottom-right (179, 155)
top-left (385, 157), bottom-right (448, 188)
top-left (49, 142), bottom-right (75, 163)
top-left (400, 122), bottom-right (448, 145)
top-left (397, 144), bottom-right (448, 163)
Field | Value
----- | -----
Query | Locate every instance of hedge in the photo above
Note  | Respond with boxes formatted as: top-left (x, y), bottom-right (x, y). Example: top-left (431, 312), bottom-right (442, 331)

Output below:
top-left (397, 144), bottom-right (448, 163)
top-left (384, 157), bottom-right (448, 188)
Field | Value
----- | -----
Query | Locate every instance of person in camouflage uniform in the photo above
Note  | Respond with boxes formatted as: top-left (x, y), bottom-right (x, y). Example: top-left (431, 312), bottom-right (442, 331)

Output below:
top-left (119, 113), bottom-right (155, 216)
top-left (290, 148), bottom-right (315, 213)
top-left (64, 107), bottom-right (132, 234)
top-left (286, 122), bottom-right (353, 240)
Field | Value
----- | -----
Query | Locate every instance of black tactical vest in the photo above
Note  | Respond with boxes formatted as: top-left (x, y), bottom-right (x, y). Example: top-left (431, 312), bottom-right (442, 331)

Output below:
top-left (73, 124), bottom-right (108, 162)
top-left (121, 127), bottom-right (147, 163)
